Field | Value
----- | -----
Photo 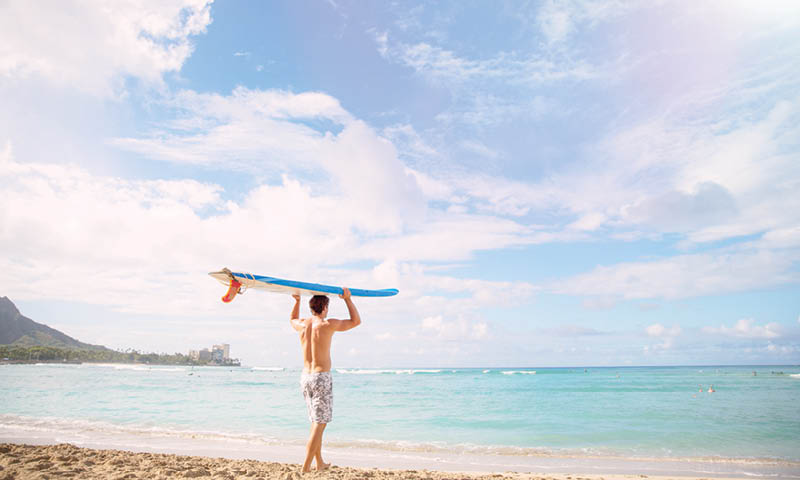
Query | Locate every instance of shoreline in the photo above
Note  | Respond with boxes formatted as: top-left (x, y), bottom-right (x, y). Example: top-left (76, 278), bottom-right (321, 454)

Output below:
top-left (0, 360), bottom-right (241, 367)
top-left (0, 442), bottom-right (785, 480)
top-left (3, 412), bottom-right (798, 469)
top-left (2, 425), bottom-right (799, 479)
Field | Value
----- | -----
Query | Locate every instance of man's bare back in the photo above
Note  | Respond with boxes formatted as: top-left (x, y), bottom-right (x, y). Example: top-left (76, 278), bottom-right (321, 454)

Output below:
top-left (291, 288), bottom-right (361, 372)
top-left (299, 317), bottom-right (335, 372)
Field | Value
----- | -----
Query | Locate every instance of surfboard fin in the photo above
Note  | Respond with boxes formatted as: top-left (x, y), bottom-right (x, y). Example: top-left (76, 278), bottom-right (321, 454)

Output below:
top-left (220, 268), bottom-right (243, 303)
top-left (221, 278), bottom-right (242, 303)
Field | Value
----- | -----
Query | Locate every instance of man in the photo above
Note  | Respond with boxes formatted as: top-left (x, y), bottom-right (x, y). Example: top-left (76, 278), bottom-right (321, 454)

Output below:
top-left (290, 288), bottom-right (361, 473)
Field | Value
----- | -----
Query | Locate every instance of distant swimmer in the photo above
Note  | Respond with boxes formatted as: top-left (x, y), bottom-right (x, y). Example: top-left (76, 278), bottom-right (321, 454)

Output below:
top-left (708, 385), bottom-right (715, 393)
top-left (699, 384), bottom-right (703, 392)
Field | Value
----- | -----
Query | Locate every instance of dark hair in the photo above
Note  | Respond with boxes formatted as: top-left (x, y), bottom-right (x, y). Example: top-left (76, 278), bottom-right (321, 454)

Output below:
top-left (309, 295), bottom-right (329, 315)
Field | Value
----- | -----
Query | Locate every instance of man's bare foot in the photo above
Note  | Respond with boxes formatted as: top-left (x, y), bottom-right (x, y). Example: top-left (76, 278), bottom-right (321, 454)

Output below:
top-left (315, 462), bottom-right (331, 471)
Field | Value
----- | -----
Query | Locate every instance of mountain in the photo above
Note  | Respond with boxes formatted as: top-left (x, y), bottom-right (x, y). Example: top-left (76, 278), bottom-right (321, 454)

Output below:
top-left (0, 296), bottom-right (107, 350)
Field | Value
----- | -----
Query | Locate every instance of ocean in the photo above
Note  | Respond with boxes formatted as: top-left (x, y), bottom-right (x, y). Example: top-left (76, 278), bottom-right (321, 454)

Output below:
top-left (2, 364), bottom-right (799, 477)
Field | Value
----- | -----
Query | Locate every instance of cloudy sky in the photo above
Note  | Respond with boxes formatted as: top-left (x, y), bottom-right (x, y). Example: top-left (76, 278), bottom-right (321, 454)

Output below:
top-left (1, 0), bottom-right (798, 367)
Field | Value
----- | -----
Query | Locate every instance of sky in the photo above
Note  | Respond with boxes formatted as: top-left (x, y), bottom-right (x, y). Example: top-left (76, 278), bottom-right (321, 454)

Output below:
top-left (1, 0), bottom-right (799, 368)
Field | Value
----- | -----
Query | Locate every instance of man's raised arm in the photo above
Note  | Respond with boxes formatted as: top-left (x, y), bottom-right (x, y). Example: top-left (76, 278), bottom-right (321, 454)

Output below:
top-left (290, 294), bottom-right (304, 331)
top-left (332, 287), bottom-right (361, 332)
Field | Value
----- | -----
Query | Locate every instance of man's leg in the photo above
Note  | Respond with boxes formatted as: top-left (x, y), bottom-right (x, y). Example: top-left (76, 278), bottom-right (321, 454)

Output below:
top-left (301, 422), bottom-right (327, 473)
top-left (313, 423), bottom-right (329, 470)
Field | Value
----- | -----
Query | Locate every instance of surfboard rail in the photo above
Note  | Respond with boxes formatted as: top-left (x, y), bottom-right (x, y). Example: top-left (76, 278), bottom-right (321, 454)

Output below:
top-left (209, 270), bottom-right (399, 299)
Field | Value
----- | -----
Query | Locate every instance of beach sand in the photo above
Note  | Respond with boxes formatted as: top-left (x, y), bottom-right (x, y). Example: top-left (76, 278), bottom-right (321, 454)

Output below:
top-left (0, 442), bottom-right (750, 480)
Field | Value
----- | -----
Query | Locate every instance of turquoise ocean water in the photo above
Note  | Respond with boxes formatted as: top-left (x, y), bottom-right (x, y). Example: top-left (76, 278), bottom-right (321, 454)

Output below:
top-left (2, 364), bottom-right (799, 469)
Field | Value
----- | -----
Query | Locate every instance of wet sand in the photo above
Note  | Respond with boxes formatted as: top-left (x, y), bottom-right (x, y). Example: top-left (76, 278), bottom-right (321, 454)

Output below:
top-left (0, 442), bottom-right (754, 480)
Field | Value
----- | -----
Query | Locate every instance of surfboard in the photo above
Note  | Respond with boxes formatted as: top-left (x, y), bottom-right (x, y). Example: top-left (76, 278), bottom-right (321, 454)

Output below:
top-left (209, 270), bottom-right (399, 298)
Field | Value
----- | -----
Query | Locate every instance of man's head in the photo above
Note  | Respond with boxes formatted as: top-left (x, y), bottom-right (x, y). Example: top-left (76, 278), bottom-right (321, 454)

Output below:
top-left (309, 295), bottom-right (329, 317)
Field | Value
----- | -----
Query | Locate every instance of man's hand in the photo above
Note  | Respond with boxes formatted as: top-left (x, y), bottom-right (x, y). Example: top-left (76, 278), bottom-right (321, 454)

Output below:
top-left (290, 293), bottom-right (302, 329)
top-left (331, 287), bottom-right (360, 331)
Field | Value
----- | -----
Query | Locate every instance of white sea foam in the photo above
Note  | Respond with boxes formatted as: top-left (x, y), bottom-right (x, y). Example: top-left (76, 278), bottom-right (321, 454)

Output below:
top-left (790, 374), bottom-right (800, 378)
top-left (336, 369), bottom-right (442, 375)
top-left (336, 369), bottom-right (391, 375)
top-left (1, 413), bottom-right (797, 470)
top-left (501, 370), bottom-right (536, 375)
top-left (81, 363), bottom-right (144, 370)
top-left (77, 363), bottom-right (186, 372)
top-left (252, 367), bottom-right (284, 371)
top-left (0, 413), bottom-right (293, 447)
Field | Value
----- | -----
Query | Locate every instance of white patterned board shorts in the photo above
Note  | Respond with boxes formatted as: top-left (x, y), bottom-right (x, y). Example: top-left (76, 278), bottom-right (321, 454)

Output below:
top-left (300, 371), bottom-right (333, 424)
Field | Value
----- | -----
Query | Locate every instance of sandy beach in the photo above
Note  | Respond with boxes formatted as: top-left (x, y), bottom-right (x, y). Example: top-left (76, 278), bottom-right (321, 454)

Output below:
top-left (0, 442), bottom-right (761, 480)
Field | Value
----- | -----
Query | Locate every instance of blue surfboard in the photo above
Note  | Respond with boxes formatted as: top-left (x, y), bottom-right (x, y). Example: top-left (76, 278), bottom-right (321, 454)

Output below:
top-left (209, 270), bottom-right (399, 298)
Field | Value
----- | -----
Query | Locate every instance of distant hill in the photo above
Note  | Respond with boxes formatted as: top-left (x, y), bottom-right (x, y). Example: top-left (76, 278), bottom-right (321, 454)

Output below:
top-left (0, 296), bottom-right (108, 350)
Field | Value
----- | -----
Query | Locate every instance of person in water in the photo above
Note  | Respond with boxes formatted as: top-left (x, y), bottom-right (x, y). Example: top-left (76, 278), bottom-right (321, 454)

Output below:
top-left (290, 288), bottom-right (361, 473)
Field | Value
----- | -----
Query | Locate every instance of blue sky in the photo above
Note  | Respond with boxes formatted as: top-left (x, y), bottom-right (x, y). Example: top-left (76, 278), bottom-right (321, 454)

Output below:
top-left (1, 0), bottom-right (799, 367)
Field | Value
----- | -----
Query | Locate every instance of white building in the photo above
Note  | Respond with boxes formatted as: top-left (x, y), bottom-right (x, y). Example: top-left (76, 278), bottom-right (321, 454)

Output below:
top-left (212, 344), bottom-right (230, 360)
top-left (189, 344), bottom-right (231, 364)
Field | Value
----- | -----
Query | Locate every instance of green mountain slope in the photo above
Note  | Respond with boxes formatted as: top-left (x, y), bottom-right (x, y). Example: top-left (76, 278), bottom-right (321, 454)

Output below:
top-left (0, 296), bottom-right (107, 350)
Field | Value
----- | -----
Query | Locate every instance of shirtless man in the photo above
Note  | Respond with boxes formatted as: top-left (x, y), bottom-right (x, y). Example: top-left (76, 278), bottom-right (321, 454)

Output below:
top-left (290, 288), bottom-right (361, 473)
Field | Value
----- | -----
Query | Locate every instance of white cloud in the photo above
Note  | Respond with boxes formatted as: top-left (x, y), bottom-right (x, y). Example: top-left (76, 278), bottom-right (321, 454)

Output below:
top-left (458, 140), bottom-right (499, 160)
top-left (386, 94), bottom-right (797, 244)
top-left (472, 322), bottom-right (488, 339)
top-left (537, 0), bottom-right (573, 45)
top-left (435, 94), bottom-right (551, 127)
top-left (365, 259), bottom-right (537, 310)
top-left (703, 318), bottom-right (782, 339)
top-left (533, 0), bottom-right (635, 46)
top-left (765, 343), bottom-right (796, 355)
top-left (644, 323), bottom-right (681, 350)
top-left (568, 212), bottom-right (607, 232)
top-left (381, 39), bottom-right (597, 89)
top-left (748, 227), bottom-right (800, 251)
top-left (539, 325), bottom-right (608, 336)
top-left (110, 87), bottom-right (554, 261)
top-left (0, 0), bottom-right (212, 97)
top-left (623, 182), bottom-right (738, 232)
top-left (0, 141), bottom-right (536, 319)
top-left (646, 324), bottom-right (681, 338)
top-left (113, 87), bottom-right (424, 236)
top-left (373, 32), bottom-right (599, 127)
top-left (552, 249), bottom-right (800, 301)
top-left (581, 296), bottom-right (617, 310)
top-left (374, 2), bottom-right (800, 249)
top-left (421, 314), bottom-right (488, 341)
top-left (374, 30), bottom-right (389, 57)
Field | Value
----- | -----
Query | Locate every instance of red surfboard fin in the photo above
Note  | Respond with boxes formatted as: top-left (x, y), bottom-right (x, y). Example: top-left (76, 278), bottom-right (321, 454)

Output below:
top-left (221, 269), bottom-right (242, 303)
